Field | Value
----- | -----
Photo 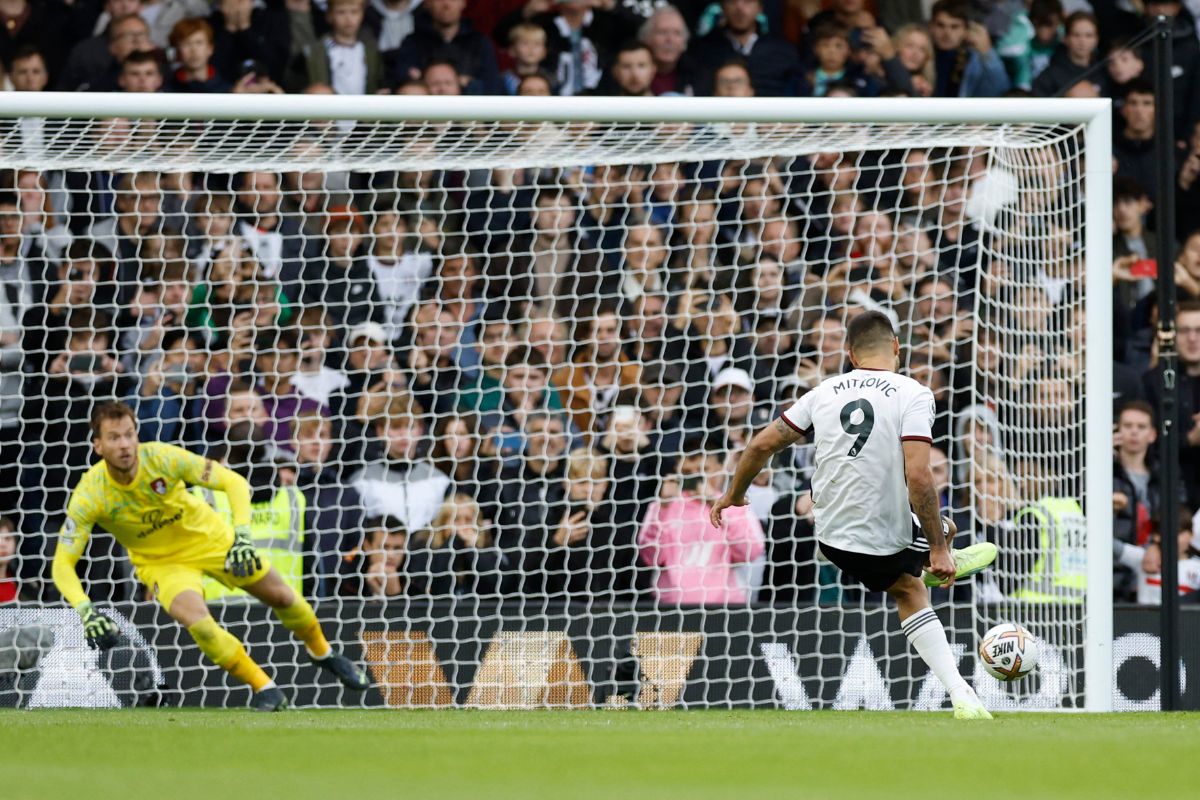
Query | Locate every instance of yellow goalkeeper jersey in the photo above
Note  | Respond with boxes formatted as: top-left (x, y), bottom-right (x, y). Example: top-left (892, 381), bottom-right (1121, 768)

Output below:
top-left (56, 442), bottom-right (252, 586)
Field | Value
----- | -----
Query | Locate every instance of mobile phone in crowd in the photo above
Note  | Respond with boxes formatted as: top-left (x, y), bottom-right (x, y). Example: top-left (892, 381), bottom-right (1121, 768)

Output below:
top-left (1130, 258), bottom-right (1158, 279)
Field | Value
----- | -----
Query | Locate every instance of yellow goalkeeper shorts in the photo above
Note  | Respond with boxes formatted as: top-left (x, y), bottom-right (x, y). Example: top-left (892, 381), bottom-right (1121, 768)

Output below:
top-left (136, 549), bottom-right (272, 611)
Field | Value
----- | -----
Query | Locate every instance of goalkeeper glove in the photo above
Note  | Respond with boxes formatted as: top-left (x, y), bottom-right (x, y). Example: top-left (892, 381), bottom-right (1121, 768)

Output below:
top-left (78, 602), bottom-right (120, 650)
top-left (225, 525), bottom-right (262, 578)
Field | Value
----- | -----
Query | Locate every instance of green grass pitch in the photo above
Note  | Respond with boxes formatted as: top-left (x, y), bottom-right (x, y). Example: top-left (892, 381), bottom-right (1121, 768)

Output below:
top-left (1, 710), bottom-right (1197, 800)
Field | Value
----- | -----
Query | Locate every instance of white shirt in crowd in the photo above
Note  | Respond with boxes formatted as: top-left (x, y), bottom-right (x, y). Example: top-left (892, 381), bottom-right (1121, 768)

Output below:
top-left (351, 460), bottom-right (451, 532)
top-left (781, 368), bottom-right (935, 556)
top-left (237, 221), bottom-right (284, 279)
top-left (325, 38), bottom-right (367, 96)
top-left (1116, 543), bottom-right (1200, 605)
top-left (293, 366), bottom-right (350, 408)
top-left (367, 252), bottom-right (434, 341)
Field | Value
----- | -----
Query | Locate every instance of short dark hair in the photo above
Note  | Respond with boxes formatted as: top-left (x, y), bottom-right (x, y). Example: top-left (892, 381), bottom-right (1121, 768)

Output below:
top-left (931, 0), bottom-right (969, 23)
top-left (121, 50), bottom-right (161, 73)
top-left (846, 310), bottom-right (896, 355)
top-left (615, 39), bottom-right (652, 60)
top-left (1121, 77), bottom-right (1154, 100)
top-left (1118, 400), bottom-right (1155, 423)
top-left (1113, 176), bottom-right (1149, 202)
top-left (91, 400), bottom-right (137, 439)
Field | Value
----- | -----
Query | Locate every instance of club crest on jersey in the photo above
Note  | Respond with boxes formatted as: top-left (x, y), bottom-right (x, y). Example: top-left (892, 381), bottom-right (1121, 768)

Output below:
top-left (151, 478), bottom-right (167, 496)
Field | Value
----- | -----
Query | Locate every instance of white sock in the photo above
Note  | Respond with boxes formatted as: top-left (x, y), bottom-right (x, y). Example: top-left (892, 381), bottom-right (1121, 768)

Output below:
top-left (901, 608), bottom-right (972, 702)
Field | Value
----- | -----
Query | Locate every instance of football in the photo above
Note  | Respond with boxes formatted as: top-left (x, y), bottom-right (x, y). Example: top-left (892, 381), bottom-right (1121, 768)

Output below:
top-left (979, 623), bottom-right (1039, 681)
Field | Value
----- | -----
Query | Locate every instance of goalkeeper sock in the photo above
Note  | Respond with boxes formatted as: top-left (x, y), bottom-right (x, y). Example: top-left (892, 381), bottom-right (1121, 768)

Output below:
top-left (900, 607), bottom-right (971, 701)
top-left (187, 617), bottom-right (272, 692)
top-left (273, 595), bottom-right (332, 660)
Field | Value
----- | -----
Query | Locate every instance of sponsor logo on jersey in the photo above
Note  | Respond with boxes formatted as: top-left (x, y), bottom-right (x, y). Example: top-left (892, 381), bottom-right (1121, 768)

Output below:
top-left (140, 508), bottom-right (183, 537)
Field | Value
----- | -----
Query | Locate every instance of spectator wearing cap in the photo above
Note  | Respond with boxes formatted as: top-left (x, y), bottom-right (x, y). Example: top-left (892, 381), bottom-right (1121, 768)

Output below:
top-left (388, 0), bottom-right (502, 95)
top-left (209, 0), bottom-right (291, 87)
top-left (350, 391), bottom-right (451, 534)
top-left (166, 18), bottom-right (231, 93)
top-left (640, 4), bottom-right (699, 96)
top-left (692, 0), bottom-right (801, 97)
top-left (638, 439), bottom-right (766, 606)
top-left (289, 0), bottom-right (385, 95)
top-left (555, 306), bottom-right (641, 440)
top-left (301, 204), bottom-right (384, 332)
top-left (704, 366), bottom-right (771, 452)
top-left (329, 320), bottom-right (396, 423)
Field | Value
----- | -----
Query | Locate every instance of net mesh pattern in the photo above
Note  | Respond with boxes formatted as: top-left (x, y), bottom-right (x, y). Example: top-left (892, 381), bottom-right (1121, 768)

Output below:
top-left (0, 113), bottom-right (1090, 709)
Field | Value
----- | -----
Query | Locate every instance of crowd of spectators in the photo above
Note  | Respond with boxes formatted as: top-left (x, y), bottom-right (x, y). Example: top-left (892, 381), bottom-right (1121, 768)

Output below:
top-left (1, 0), bottom-right (1200, 608)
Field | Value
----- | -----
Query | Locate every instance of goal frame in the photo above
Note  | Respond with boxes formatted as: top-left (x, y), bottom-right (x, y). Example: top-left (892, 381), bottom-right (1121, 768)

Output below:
top-left (1, 93), bottom-right (1114, 711)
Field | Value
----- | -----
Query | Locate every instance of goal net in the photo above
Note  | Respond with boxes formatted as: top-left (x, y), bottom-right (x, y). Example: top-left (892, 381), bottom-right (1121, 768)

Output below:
top-left (0, 96), bottom-right (1111, 711)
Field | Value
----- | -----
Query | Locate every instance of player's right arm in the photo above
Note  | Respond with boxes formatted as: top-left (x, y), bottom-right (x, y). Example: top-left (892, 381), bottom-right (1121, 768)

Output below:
top-left (902, 439), bottom-right (955, 584)
top-left (51, 486), bottom-right (120, 649)
top-left (710, 416), bottom-right (803, 527)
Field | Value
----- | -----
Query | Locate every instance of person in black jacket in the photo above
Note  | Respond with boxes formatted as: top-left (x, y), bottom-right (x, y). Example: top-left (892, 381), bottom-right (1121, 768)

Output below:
top-left (301, 205), bottom-right (385, 334)
top-left (1143, 302), bottom-right (1200, 508)
top-left (404, 493), bottom-right (513, 598)
top-left (1113, 401), bottom-right (1164, 600)
top-left (209, 0), bottom-right (291, 86)
top-left (692, 0), bottom-right (801, 97)
top-left (1031, 11), bottom-right (1102, 97)
top-left (1114, 79), bottom-right (1158, 204)
top-left (292, 410), bottom-right (366, 598)
top-left (495, 410), bottom-right (570, 596)
top-left (387, 0), bottom-right (502, 94)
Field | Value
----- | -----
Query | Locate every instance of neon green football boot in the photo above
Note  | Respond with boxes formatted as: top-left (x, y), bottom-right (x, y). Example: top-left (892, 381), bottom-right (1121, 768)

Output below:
top-left (923, 542), bottom-right (998, 587)
top-left (952, 698), bottom-right (993, 720)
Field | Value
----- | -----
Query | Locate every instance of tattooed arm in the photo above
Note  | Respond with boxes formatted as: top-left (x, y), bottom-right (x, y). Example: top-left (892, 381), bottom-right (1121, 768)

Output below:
top-left (903, 438), bottom-right (955, 583)
top-left (710, 417), bottom-right (803, 527)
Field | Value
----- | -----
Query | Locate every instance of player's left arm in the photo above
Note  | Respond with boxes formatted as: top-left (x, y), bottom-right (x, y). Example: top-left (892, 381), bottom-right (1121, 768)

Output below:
top-left (711, 417), bottom-right (803, 527)
top-left (164, 444), bottom-right (261, 577)
top-left (899, 386), bottom-right (955, 581)
top-left (167, 444), bottom-right (253, 529)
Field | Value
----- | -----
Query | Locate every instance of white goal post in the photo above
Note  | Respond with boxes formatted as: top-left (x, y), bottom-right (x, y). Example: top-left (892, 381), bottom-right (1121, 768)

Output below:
top-left (0, 94), bottom-right (1112, 711)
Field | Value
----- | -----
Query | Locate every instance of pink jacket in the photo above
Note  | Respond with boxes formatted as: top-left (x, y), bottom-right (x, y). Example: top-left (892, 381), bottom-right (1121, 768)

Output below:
top-left (638, 495), bottom-right (766, 606)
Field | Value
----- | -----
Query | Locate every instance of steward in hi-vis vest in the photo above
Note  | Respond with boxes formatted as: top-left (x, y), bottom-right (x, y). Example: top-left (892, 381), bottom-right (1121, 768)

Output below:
top-left (194, 484), bottom-right (306, 600)
top-left (1010, 497), bottom-right (1086, 603)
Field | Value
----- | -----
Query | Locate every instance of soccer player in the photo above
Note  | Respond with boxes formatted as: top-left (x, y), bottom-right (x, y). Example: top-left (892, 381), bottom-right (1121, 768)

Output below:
top-left (52, 401), bottom-right (370, 710)
top-left (711, 311), bottom-right (996, 719)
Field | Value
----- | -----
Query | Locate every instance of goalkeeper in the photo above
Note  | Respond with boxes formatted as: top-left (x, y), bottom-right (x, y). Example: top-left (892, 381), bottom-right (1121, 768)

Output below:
top-left (52, 401), bottom-right (370, 710)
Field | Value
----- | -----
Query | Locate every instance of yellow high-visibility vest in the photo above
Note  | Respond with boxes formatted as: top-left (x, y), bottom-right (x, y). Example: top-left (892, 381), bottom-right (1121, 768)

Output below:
top-left (1011, 497), bottom-right (1086, 604)
top-left (192, 485), bottom-right (306, 601)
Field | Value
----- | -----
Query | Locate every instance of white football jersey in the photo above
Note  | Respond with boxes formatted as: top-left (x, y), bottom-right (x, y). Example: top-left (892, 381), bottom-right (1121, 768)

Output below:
top-left (781, 368), bottom-right (935, 555)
